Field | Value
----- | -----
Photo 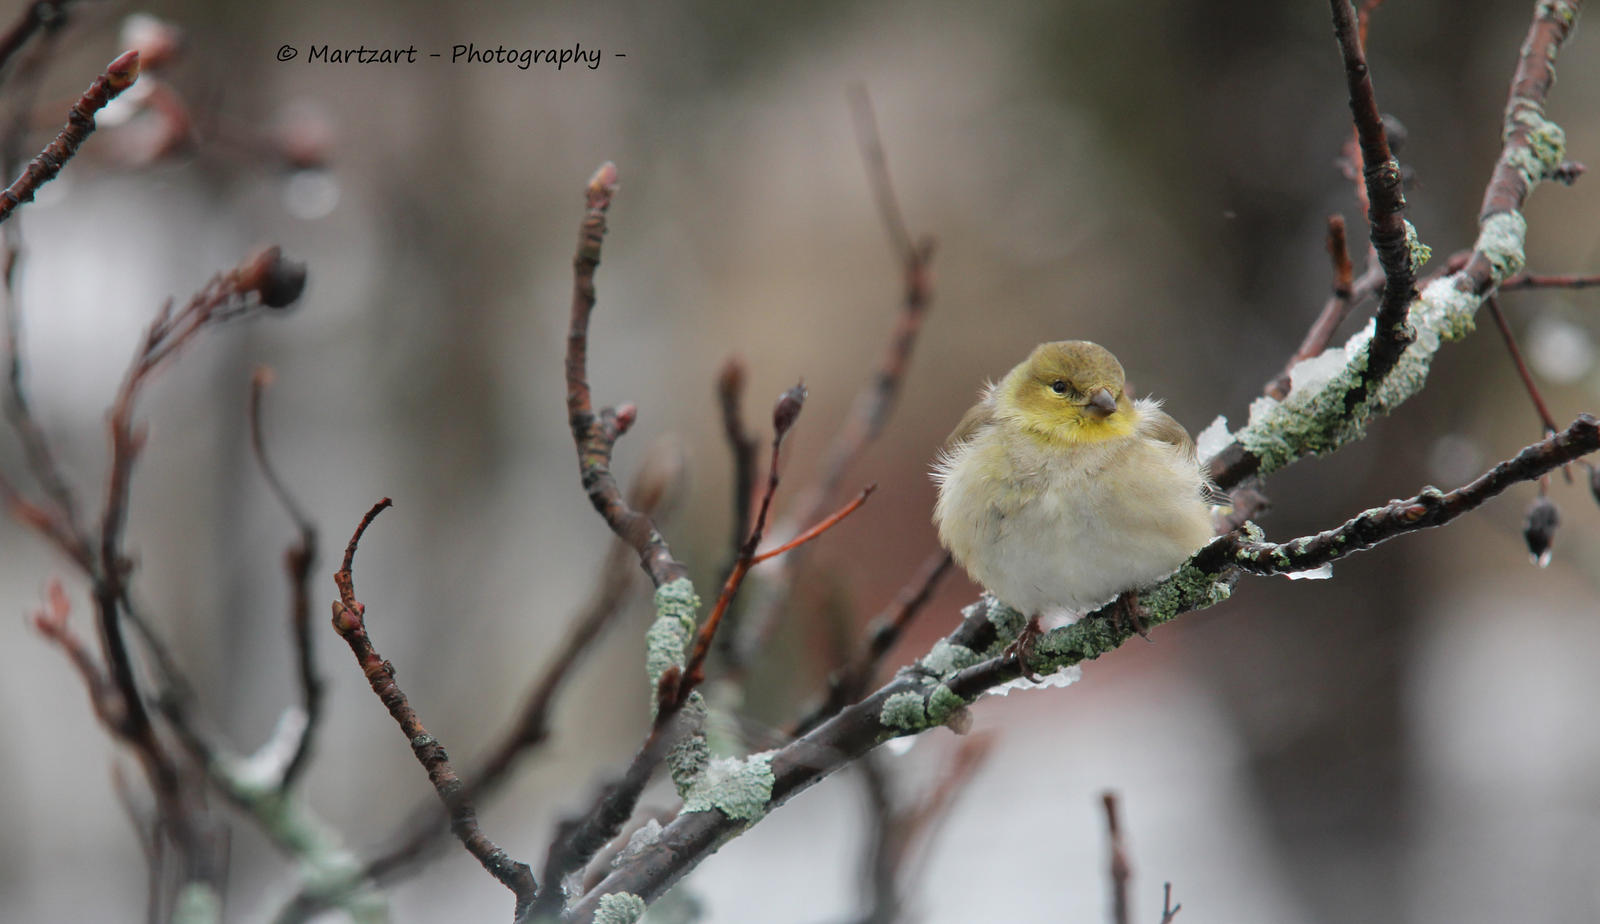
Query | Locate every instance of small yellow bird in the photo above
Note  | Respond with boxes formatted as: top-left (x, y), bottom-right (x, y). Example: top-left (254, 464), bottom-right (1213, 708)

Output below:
top-left (933, 340), bottom-right (1214, 641)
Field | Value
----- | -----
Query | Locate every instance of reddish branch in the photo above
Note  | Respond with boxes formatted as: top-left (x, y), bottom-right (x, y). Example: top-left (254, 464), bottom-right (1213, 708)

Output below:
top-left (330, 499), bottom-right (537, 914)
top-left (1472, 2), bottom-right (1581, 246)
top-left (678, 383), bottom-right (806, 700)
top-left (751, 483), bottom-right (874, 564)
top-left (1501, 271), bottom-right (1600, 292)
top-left (1486, 297), bottom-right (1561, 435)
top-left (566, 162), bottom-right (687, 588)
top-left (0, 49), bottom-right (139, 224)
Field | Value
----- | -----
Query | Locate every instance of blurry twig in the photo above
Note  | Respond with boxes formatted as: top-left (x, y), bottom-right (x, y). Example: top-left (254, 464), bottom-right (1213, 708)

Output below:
top-left (249, 367), bottom-right (323, 788)
top-left (791, 550), bottom-right (953, 738)
top-left (1103, 792), bottom-right (1131, 924)
top-left (736, 85), bottom-right (935, 665)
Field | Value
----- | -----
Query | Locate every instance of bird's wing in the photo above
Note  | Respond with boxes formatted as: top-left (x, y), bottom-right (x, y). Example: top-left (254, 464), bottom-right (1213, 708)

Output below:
top-left (942, 386), bottom-right (999, 451)
top-left (1140, 405), bottom-right (1196, 460)
top-left (1141, 403), bottom-right (1231, 505)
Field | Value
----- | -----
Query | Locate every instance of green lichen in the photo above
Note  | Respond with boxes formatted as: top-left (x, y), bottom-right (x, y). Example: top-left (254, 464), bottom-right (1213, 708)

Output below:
top-left (981, 597), bottom-right (1027, 649)
top-left (1506, 110), bottom-right (1567, 182)
top-left (646, 578), bottom-right (700, 688)
top-left (919, 640), bottom-right (979, 676)
top-left (680, 753), bottom-right (775, 821)
top-left (1474, 212), bottom-right (1528, 283)
top-left (666, 693), bottom-right (710, 795)
top-left (925, 684), bottom-right (968, 725)
top-left (1141, 561), bottom-right (1233, 628)
top-left (1236, 326), bottom-right (1372, 474)
top-left (594, 891), bottom-right (648, 924)
top-left (171, 884), bottom-right (221, 924)
top-left (880, 691), bottom-right (928, 731)
top-left (1538, 0), bottom-right (1579, 26)
top-left (1403, 221), bottom-right (1432, 272)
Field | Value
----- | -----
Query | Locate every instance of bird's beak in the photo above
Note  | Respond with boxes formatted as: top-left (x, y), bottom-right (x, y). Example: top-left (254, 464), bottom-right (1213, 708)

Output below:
top-left (1085, 388), bottom-right (1117, 419)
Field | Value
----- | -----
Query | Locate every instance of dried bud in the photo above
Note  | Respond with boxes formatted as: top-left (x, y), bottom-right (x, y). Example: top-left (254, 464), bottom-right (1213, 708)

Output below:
top-left (717, 355), bottom-right (746, 400)
top-left (1523, 494), bottom-right (1559, 568)
top-left (773, 382), bottom-right (807, 437)
top-left (238, 245), bottom-right (308, 308)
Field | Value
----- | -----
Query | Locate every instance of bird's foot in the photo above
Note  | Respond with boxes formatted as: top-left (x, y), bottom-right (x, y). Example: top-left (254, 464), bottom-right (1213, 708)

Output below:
top-left (1110, 592), bottom-right (1150, 640)
top-left (1003, 614), bottom-right (1045, 682)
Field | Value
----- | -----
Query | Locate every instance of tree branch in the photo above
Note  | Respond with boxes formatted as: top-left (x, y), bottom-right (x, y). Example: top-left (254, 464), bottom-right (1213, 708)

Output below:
top-left (0, 49), bottom-right (140, 224)
top-left (330, 499), bottom-right (537, 916)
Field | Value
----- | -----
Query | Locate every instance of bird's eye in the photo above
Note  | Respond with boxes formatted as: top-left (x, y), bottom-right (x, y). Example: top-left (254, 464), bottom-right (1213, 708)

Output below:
top-left (1050, 380), bottom-right (1069, 396)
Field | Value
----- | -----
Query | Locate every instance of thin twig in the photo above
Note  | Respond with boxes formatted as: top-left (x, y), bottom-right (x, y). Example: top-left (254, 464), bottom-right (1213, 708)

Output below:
top-left (330, 499), bottom-right (537, 915)
top-left (1266, 215), bottom-right (1358, 399)
top-left (0, 49), bottom-right (140, 224)
top-left (736, 87), bottom-right (935, 664)
top-left (1485, 298), bottom-right (1562, 435)
top-left (1103, 792), bottom-right (1131, 924)
top-left (679, 383), bottom-right (806, 701)
top-left (1160, 883), bottom-right (1183, 924)
top-left (565, 161), bottom-right (687, 589)
top-left (791, 550), bottom-right (953, 738)
top-left (249, 367), bottom-right (322, 788)
top-left (0, 0), bottom-right (70, 81)
top-left (1501, 271), bottom-right (1600, 291)
top-left (752, 484), bottom-right (875, 564)
top-left (717, 355), bottom-right (757, 564)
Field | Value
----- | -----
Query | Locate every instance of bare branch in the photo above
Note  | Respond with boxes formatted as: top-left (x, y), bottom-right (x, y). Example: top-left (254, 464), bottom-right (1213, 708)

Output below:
top-left (0, 49), bottom-right (140, 224)
top-left (329, 499), bottom-right (537, 914)
top-left (566, 162), bottom-right (687, 588)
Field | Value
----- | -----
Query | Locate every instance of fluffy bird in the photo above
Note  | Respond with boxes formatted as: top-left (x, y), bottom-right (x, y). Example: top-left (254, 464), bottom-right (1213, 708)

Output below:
top-left (933, 340), bottom-right (1214, 640)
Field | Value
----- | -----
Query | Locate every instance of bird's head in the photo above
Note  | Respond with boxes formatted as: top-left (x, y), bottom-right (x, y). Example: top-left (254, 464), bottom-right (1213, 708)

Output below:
top-left (996, 340), bottom-right (1137, 445)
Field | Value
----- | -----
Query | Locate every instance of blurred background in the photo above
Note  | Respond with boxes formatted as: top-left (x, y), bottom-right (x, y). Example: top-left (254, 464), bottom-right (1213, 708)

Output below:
top-left (1, 0), bottom-right (1598, 921)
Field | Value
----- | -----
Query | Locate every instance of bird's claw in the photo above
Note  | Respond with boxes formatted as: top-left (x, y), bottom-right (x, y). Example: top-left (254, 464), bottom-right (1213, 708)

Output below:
top-left (1110, 592), bottom-right (1150, 640)
top-left (1003, 614), bottom-right (1046, 682)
